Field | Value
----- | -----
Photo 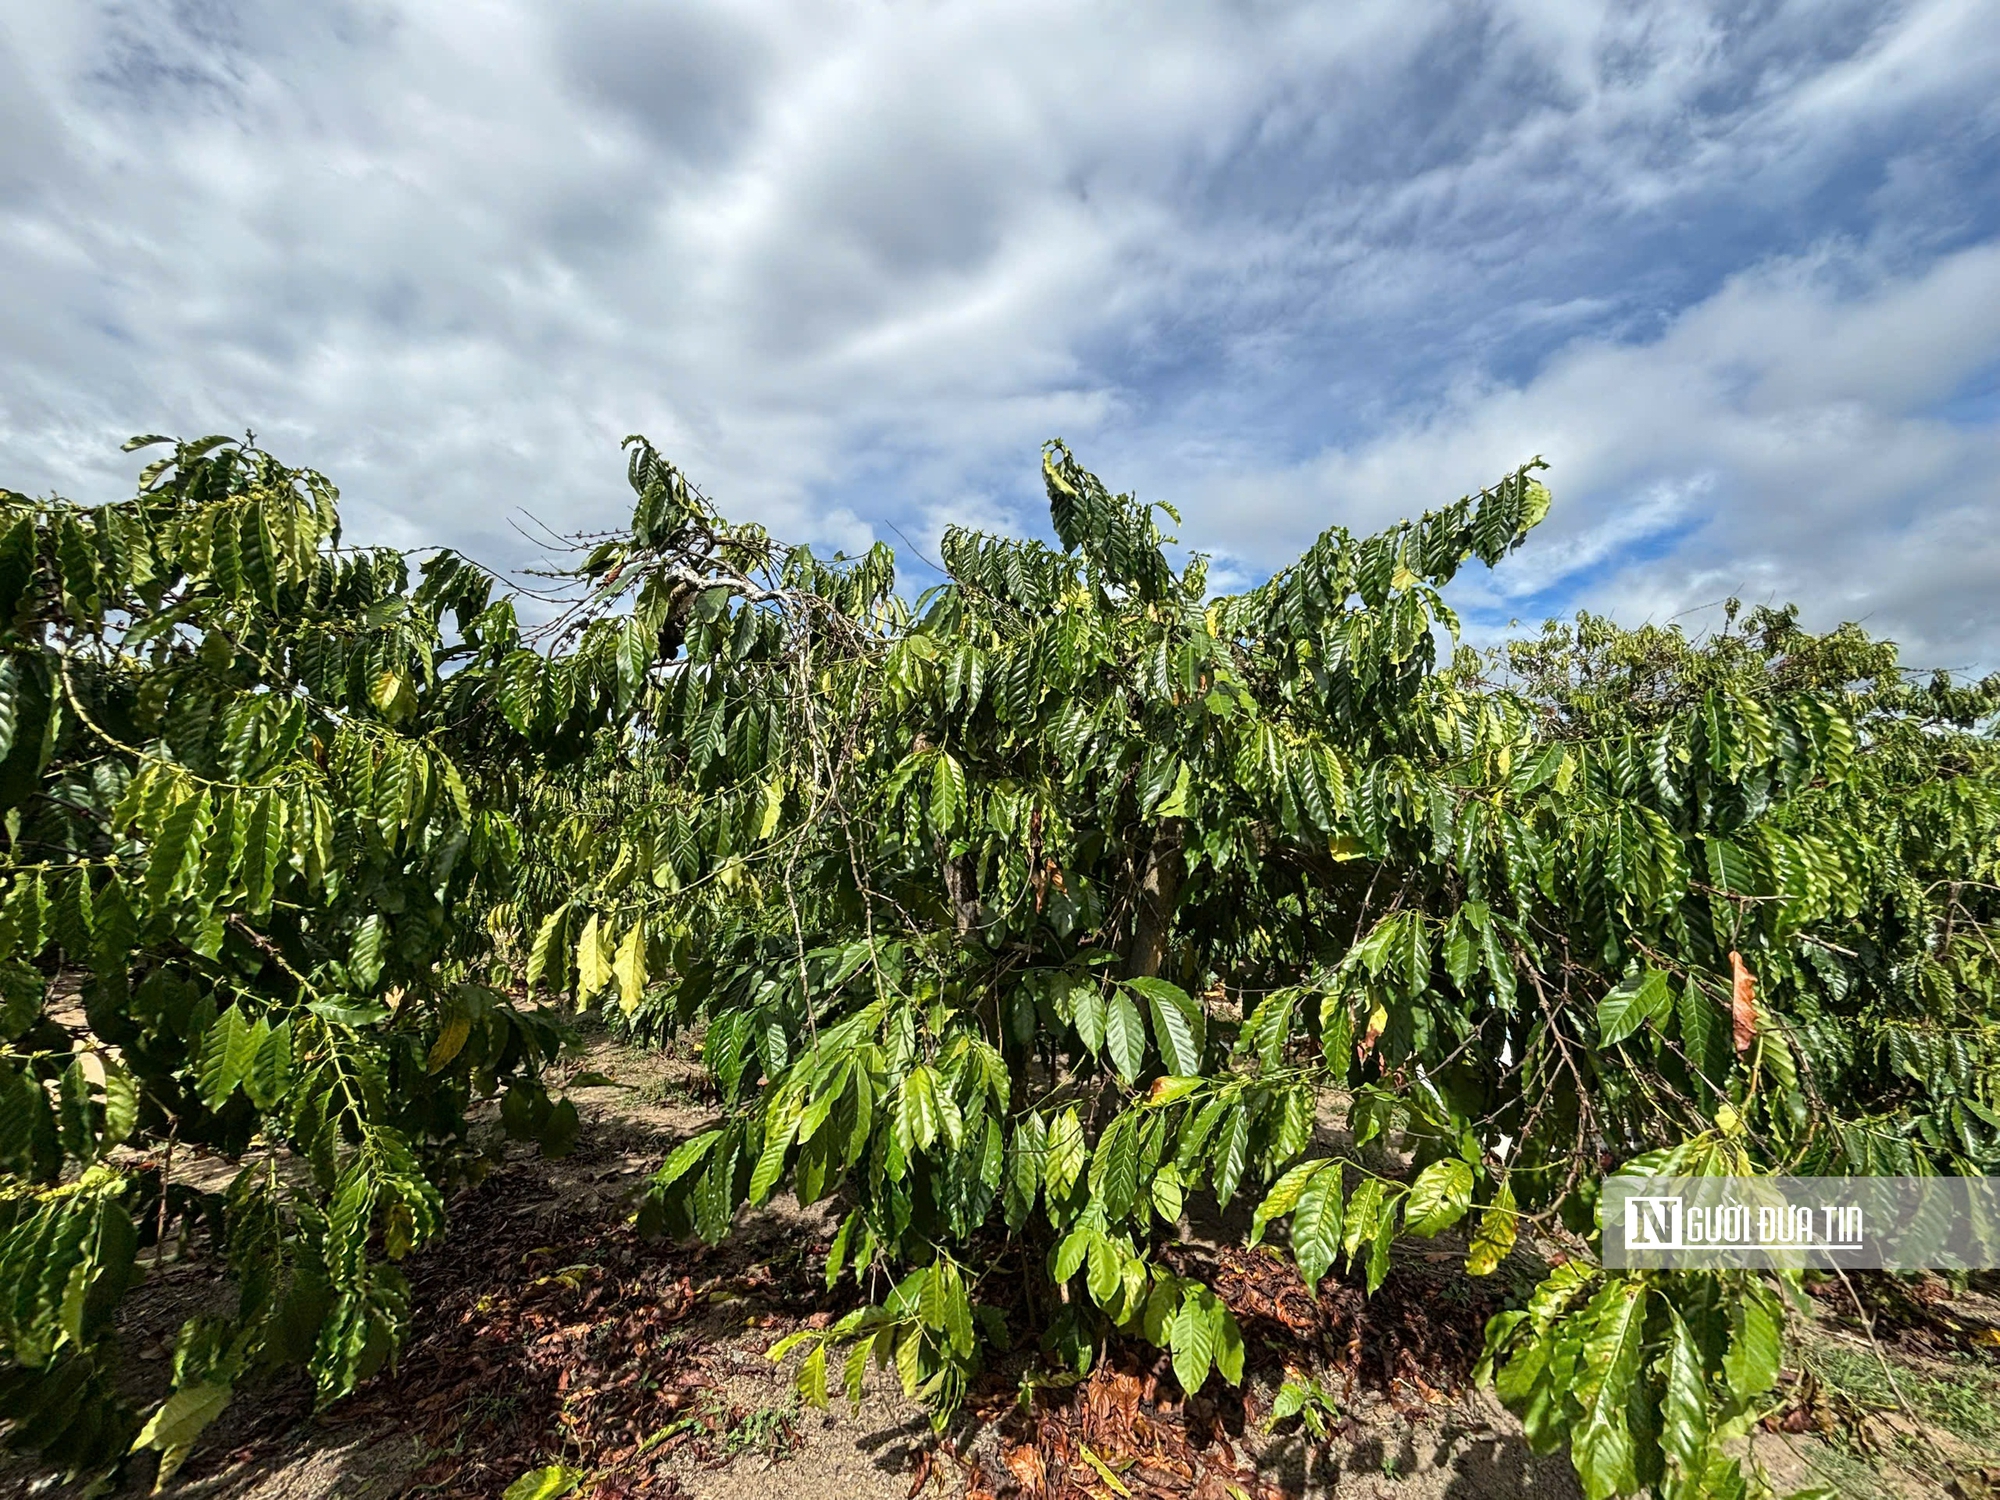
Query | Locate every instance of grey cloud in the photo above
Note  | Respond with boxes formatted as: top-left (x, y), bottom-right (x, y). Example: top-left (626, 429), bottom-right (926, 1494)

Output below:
top-left (553, 0), bottom-right (771, 169)
top-left (0, 0), bottom-right (1995, 677)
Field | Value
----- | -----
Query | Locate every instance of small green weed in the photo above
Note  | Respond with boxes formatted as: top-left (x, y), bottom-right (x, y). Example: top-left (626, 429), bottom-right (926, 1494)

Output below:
top-left (1265, 1373), bottom-right (1340, 1441)
top-left (718, 1397), bottom-right (798, 1460)
top-left (1806, 1340), bottom-right (2000, 1451)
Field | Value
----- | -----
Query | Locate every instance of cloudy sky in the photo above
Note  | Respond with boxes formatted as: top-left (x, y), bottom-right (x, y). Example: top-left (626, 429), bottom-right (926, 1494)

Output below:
top-left (2, 1), bottom-right (1997, 669)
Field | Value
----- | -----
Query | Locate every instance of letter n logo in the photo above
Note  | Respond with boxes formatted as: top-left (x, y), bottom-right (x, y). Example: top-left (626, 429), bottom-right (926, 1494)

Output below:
top-left (1626, 1195), bottom-right (1682, 1250)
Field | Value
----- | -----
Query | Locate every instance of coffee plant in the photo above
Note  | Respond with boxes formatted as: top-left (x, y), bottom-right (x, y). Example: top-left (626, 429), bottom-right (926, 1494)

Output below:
top-left (0, 434), bottom-right (835, 1484)
top-left (4, 431), bottom-right (1996, 1499)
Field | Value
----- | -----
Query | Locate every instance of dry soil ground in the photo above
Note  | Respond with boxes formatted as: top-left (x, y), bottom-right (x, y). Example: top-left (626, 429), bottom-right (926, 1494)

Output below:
top-left (6, 1029), bottom-right (1999, 1500)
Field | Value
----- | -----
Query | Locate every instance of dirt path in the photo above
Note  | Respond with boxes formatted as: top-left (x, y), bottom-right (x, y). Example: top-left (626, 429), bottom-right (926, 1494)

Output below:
top-left (7, 1032), bottom-right (1998, 1500)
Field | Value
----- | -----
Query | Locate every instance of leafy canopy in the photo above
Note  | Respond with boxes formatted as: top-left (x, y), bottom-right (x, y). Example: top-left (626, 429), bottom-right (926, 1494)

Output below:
top-left (2, 431), bottom-right (1996, 1500)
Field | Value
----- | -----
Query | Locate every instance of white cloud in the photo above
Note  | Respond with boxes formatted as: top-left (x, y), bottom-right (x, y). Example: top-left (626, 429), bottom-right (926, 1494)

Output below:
top-left (1185, 242), bottom-right (2000, 668)
top-left (0, 0), bottom-right (1995, 669)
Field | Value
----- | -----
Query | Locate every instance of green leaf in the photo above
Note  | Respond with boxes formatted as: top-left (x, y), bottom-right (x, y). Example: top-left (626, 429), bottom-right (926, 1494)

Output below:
top-left (1211, 1105), bottom-right (1250, 1208)
top-left (1211, 1300), bottom-right (1245, 1385)
top-left (1404, 1159), bottom-right (1474, 1237)
top-left (1089, 1113), bottom-right (1140, 1220)
top-left (1573, 1280), bottom-right (1648, 1500)
top-left (843, 1338), bottom-right (871, 1406)
top-left (750, 1097), bottom-right (800, 1204)
top-left (1597, 968), bottom-right (1670, 1047)
top-left (246, 1021), bottom-right (293, 1108)
top-left (1045, 1107), bottom-right (1086, 1201)
top-left (1660, 1307), bottom-right (1711, 1488)
top-left (1290, 1164), bottom-right (1344, 1291)
top-left (1319, 993), bottom-right (1353, 1071)
top-left (930, 751), bottom-right (966, 833)
top-left (241, 790), bottom-right (284, 914)
top-left (1444, 907), bottom-right (1478, 990)
top-left (307, 997), bottom-right (391, 1029)
top-left (0, 960), bottom-right (42, 1041)
top-left (1722, 1283), bottom-right (1781, 1405)
top-left (1071, 984), bottom-right (1106, 1057)
top-left (1250, 1157), bottom-right (1329, 1246)
top-left (615, 619), bottom-right (653, 709)
top-left (540, 1096), bottom-right (581, 1159)
top-left (1476, 913), bottom-right (1517, 1012)
top-left (796, 1341), bottom-right (829, 1408)
top-left (1171, 1289), bottom-right (1215, 1395)
top-left (144, 791), bottom-right (207, 911)
top-left (1238, 987), bottom-right (1298, 1070)
top-left (1677, 975), bottom-right (1727, 1082)
top-left (1104, 990), bottom-right (1146, 1084)
top-left (100, 1059), bottom-right (139, 1150)
top-left (1085, 1231), bottom-right (1120, 1306)
top-left (0, 658), bottom-right (18, 765)
top-left (349, 913), bottom-right (388, 991)
top-left (1132, 978), bottom-right (1203, 1077)
top-left (197, 1006), bottom-right (252, 1110)
top-left (1053, 1224), bottom-right (1091, 1282)
top-left (1366, 1207), bottom-right (1395, 1292)
top-left (652, 1129), bottom-right (722, 1191)
top-left (1005, 1113), bottom-right (1046, 1229)
top-left (1342, 1176), bottom-right (1384, 1262)
top-left (901, 1065), bottom-right (943, 1153)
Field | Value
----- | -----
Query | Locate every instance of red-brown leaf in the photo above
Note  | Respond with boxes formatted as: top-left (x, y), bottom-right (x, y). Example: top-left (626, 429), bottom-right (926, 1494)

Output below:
top-left (1729, 950), bottom-right (1757, 1053)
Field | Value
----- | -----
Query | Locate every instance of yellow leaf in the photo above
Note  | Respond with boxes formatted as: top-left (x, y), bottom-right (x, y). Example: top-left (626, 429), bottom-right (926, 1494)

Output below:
top-left (614, 916), bottom-right (647, 1015)
top-left (1328, 835), bottom-right (1366, 861)
top-left (1522, 479), bottom-right (1552, 529)
top-left (133, 1382), bottom-right (232, 1490)
top-left (1360, 1003), bottom-right (1388, 1058)
top-left (757, 778), bottom-right (784, 840)
top-left (1076, 1442), bottom-right (1134, 1498)
top-left (502, 1466), bottom-right (584, 1500)
top-left (575, 913), bottom-right (609, 999)
top-left (1554, 750), bottom-right (1576, 795)
top-left (427, 1013), bottom-right (471, 1072)
top-left (370, 669), bottom-right (415, 718)
top-left (384, 1199), bottom-right (416, 1259)
top-left (1465, 1181), bottom-right (1517, 1276)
